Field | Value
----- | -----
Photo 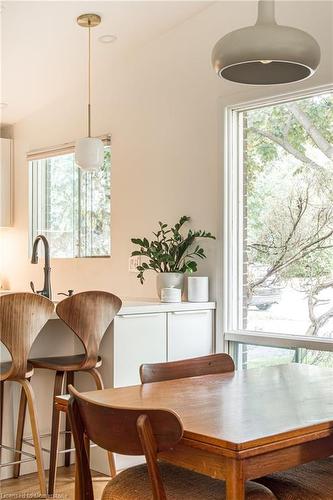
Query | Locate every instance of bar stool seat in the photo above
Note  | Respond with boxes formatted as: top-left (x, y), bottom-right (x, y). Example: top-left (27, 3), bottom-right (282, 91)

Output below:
top-left (30, 354), bottom-right (102, 371)
top-left (0, 361), bottom-right (34, 379)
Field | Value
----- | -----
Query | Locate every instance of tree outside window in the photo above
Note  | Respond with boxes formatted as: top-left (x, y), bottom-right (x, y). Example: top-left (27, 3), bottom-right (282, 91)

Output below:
top-left (240, 91), bottom-right (333, 366)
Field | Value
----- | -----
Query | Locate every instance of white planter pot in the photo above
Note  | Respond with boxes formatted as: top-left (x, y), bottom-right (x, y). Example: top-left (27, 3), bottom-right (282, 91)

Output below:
top-left (156, 273), bottom-right (184, 299)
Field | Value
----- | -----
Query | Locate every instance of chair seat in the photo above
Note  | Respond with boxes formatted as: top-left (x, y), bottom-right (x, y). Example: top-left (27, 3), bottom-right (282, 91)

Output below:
top-left (258, 458), bottom-right (333, 500)
top-left (0, 361), bottom-right (34, 380)
top-left (102, 463), bottom-right (276, 500)
top-left (29, 354), bottom-right (102, 372)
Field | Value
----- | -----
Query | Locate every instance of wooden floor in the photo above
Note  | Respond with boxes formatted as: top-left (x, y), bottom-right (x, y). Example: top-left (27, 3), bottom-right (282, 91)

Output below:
top-left (0, 466), bottom-right (110, 499)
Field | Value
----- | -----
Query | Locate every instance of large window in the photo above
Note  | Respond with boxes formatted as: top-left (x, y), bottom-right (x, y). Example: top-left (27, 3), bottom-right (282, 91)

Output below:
top-left (29, 139), bottom-right (111, 258)
top-left (224, 88), bottom-right (333, 362)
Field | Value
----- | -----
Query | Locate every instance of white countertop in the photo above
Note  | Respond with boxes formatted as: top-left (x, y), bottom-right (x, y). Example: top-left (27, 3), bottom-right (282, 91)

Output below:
top-left (49, 299), bottom-right (216, 319)
top-left (0, 291), bottom-right (215, 319)
top-left (118, 299), bottom-right (216, 315)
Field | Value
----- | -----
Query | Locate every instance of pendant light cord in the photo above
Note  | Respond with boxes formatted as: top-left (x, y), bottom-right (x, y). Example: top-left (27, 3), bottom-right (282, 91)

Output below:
top-left (88, 19), bottom-right (91, 137)
top-left (256, 0), bottom-right (276, 25)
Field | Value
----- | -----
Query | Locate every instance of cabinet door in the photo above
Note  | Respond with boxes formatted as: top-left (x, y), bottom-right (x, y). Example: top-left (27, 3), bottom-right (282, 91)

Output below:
top-left (113, 313), bottom-right (167, 387)
top-left (167, 310), bottom-right (214, 362)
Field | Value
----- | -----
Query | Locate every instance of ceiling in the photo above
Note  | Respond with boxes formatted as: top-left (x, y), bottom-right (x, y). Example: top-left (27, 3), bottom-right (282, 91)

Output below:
top-left (1, 1), bottom-right (213, 124)
top-left (1, 1), bottom-right (332, 126)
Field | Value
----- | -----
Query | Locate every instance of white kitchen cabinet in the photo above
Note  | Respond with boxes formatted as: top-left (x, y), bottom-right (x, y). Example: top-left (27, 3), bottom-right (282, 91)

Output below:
top-left (0, 138), bottom-right (13, 227)
top-left (167, 309), bottom-right (214, 361)
top-left (113, 312), bottom-right (167, 387)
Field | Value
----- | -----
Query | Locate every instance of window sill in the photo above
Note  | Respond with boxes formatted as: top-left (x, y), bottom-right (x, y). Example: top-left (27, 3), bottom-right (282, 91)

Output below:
top-left (225, 330), bottom-right (333, 352)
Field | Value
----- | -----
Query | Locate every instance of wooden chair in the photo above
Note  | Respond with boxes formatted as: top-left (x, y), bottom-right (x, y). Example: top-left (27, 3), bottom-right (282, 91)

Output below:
top-left (140, 353), bottom-right (235, 384)
top-left (0, 292), bottom-right (54, 495)
top-left (257, 458), bottom-right (333, 499)
top-left (68, 384), bottom-right (276, 500)
top-left (18, 291), bottom-right (122, 495)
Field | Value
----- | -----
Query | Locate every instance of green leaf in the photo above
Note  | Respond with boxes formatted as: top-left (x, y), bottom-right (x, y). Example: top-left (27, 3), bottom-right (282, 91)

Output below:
top-left (131, 238), bottom-right (144, 245)
top-left (185, 261), bottom-right (197, 273)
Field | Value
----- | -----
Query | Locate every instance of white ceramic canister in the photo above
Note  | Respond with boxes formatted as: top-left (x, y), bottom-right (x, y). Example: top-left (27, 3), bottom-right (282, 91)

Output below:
top-left (187, 276), bottom-right (209, 302)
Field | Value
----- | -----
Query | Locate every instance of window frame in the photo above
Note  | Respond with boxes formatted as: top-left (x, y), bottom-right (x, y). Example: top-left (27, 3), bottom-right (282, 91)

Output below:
top-left (28, 135), bottom-right (111, 259)
top-left (222, 85), bottom-right (333, 354)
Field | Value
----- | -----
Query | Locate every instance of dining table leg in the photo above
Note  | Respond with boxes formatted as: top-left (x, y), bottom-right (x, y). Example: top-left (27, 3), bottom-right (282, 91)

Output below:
top-left (226, 459), bottom-right (245, 500)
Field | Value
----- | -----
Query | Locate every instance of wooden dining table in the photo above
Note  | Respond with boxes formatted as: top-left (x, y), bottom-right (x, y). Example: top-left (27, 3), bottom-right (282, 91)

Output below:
top-left (66, 363), bottom-right (333, 500)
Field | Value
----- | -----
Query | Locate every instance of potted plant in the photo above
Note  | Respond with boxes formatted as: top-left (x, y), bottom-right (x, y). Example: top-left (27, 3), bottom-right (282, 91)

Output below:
top-left (131, 216), bottom-right (215, 297)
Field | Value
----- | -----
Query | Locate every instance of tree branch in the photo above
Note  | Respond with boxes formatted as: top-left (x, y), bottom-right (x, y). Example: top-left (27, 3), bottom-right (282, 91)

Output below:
top-left (250, 127), bottom-right (323, 171)
top-left (306, 279), bottom-right (333, 336)
top-left (250, 226), bottom-right (333, 290)
top-left (288, 103), bottom-right (333, 161)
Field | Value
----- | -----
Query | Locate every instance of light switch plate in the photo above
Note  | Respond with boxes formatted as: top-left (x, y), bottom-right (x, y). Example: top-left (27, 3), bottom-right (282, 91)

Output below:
top-left (129, 255), bottom-right (142, 272)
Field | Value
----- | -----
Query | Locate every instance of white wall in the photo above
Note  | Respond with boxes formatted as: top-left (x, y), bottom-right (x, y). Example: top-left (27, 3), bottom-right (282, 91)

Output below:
top-left (1, 1), bottom-right (332, 301)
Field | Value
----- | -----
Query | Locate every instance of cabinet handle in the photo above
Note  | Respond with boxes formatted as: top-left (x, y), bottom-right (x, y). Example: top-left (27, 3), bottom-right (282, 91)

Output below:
top-left (117, 313), bottom-right (159, 319)
top-left (171, 310), bottom-right (210, 315)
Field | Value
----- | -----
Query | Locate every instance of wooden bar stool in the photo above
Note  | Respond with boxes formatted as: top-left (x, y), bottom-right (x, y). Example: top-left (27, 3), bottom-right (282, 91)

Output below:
top-left (16, 290), bottom-right (122, 495)
top-left (0, 292), bottom-right (54, 495)
top-left (140, 353), bottom-right (235, 384)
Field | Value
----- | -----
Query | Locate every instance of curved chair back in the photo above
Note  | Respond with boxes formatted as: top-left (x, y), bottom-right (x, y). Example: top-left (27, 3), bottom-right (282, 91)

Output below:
top-left (0, 293), bottom-right (54, 380)
top-left (140, 353), bottom-right (235, 384)
top-left (68, 385), bottom-right (183, 500)
top-left (56, 291), bottom-right (122, 370)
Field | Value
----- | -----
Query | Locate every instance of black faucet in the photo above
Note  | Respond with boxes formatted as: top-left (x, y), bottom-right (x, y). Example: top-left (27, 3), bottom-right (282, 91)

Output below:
top-left (58, 290), bottom-right (74, 297)
top-left (30, 234), bottom-right (52, 299)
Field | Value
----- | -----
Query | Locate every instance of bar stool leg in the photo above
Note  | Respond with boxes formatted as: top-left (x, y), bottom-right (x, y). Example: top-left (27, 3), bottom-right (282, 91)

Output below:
top-left (48, 370), bottom-right (65, 496)
top-left (0, 381), bottom-right (4, 463)
top-left (107, 447), bottom-right (117, 478)
top-left (87, 367), bottom-right (116, 478)
top-left (84, 432), bottom-right (90, 464)
top-left (74, 451), bottom-right (81, 500)
top-left (64, 372), bottom-right (74, 467)
top-left (87, 367), bottom-right (104, 390)
top-left (18, 379), bottom-right (46, 495)
top-left (13, 380), bottom-right (29, 477)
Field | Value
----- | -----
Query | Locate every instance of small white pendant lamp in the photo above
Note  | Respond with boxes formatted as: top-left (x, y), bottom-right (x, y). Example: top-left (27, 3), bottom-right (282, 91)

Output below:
top-left (212, 0), bottom-right (321, 85)
top-left (75, 13), bottom-right (104, 172)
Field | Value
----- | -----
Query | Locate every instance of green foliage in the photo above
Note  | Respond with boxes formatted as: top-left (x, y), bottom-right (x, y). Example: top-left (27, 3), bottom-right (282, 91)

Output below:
top-left (87, 147), bottom-right (111, 256)
top-left (131, 216), bottom-right (215, 284)
top-left (245, 92), bottom-right (333, 190)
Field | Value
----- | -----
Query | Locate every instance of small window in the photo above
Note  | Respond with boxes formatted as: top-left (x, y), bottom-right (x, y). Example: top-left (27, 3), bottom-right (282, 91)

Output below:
top-left (29, 141), bottom-right (111, 258)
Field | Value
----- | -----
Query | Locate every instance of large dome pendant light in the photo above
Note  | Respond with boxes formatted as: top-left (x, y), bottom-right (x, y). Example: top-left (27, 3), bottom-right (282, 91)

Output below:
top-left (75, 13), bottom-right (104, 172)
top-left (211, 0), bottom-right (321, 85)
